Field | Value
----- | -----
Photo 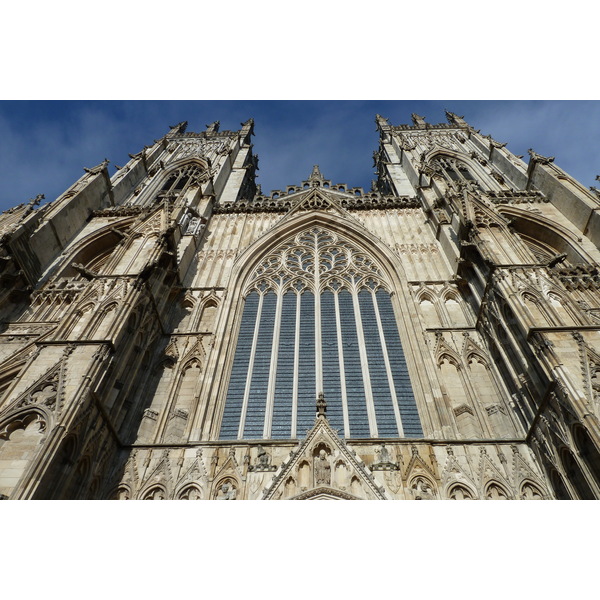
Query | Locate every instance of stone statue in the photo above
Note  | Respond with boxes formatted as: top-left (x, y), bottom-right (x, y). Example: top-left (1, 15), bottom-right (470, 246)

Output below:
top-left (217, 481), bottom-right (236, 500)
top-left (314, 449), bottom-right (331, 485)
top-left (411, 477), bottom-right (434, 500)
top-left (257, 445), bottom-right (269, 467)
top-left (376, 443), bottom-right (391, 464)
top-left (316, 392), bottom-right (327, 418)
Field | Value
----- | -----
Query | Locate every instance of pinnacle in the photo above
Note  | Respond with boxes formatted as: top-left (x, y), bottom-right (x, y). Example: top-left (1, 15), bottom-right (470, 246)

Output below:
top-left (309, 164), bottom-right (324, 181)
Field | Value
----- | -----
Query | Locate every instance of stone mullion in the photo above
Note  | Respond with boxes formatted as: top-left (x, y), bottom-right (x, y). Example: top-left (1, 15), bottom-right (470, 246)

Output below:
top-left (237, 292), bottom-right (263, 439)
top-left (291, 292), bottom-right (301, 438)
top-left (314, 239), bottom-right (323, 398)
top-left (334, 291), bottom-right (351, 437)
top-left (371, 290), bottom-right (404, 436)
top-left (351, 285), bottom-right (378, 437)
top-left (263, 289), bottom-right (283, 438)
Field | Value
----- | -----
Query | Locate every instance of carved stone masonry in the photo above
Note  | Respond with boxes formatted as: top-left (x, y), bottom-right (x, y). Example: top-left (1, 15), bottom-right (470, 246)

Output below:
top-left (248, 444), bottom-right (277, 472)
top-left (371, 443), bottom-right (400, 471)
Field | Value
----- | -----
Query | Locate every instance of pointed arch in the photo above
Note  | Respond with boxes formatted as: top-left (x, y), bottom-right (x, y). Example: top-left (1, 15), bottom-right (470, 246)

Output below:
top-left (425, 149), bottom-right (499, 190)
top-left (446, 483), bottom-right (476, 500)
top-left (521, 290), bottom-right (553, 326)
top-left (559, 446), bottom-right (596, 499)
top-left (415, 288), bottom-right (442, 328)
top-left (208, 210), bottom-right (426, 442)
top-left (572, 424), bottom-right (600, 489)
top-left (484, 480), bottom-right (512, 500)
top-left (174, 293), bottom-right (197, 332)
top-left (0, 410), bottom-right (47, 498)
top-left (140, 484), bottom-right (167, 500)
top-left (138, 159), bottom-right (211, 207)
top-left (197, 296), bottom-right (219, 332)
top-left (89, 301), bottom-right (119, 338)
top-left (497, 206), bottom-right (600, 266)
top-left (53, 220), bottom-right (135, 279)
top-left (409, 474), bottom-right (437, 499)
top-left (519, 480), bottom-right (545, 500)
top-left (441, 288), bottom-right (468, 327)
top-left (113, 484), bottom-right (132, 500)
top-left (177, 483), bottom-right (203, 500)
top-left (549, 468), bottom-right (572, 499)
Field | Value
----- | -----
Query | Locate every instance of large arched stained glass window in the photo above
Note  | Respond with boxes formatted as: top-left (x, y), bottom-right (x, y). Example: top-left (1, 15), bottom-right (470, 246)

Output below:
top-left (219, 226), bottom-right (423, 440)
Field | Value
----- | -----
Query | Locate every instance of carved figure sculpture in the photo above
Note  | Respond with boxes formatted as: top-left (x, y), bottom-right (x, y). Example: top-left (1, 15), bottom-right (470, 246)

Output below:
top-left (314, 449), bottom-right (331, 485)
top-left (376, 443), bottom-right (391, 464)
top-left (257, 444), bottom-right (269, 467)
top-left (217, 481), bottom-right (237, 500)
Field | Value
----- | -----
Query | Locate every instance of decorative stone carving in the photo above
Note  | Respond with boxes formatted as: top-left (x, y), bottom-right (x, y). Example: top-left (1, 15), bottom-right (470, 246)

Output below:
top-left (371, 443), bottom-right (399, 471)
top-left (179, 485), bottom-right (202, 500)
top-left (485, 483), bottom-right (510, 500)
top-left (410, 476), bottom-right (435, 500)
top-left (528, 149), bottom-right (555, 165)
top-left (316, 392), bottom-right (327, 418)
top-left (249, 445), bottom-right (277, 472)
top-left (246, 226), bottom-right (388, 295)
top-left (215, 481), bottom-right (237, 500)
top-left (314, 449), bottom-right (331, 485)
top-left (448, 485), bottom-right (474, 500)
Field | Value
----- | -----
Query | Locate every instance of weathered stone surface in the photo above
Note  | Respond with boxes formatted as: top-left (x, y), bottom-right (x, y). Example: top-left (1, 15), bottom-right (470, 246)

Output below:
top-left (1, 114), bottom-right (599, 500)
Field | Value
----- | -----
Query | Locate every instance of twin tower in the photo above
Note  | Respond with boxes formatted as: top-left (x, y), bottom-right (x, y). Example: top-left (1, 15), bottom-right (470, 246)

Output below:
top-left (1, 112), bottom-right (599, 499)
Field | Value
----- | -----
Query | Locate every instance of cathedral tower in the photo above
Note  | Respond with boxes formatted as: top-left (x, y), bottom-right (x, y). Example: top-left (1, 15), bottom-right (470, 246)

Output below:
top-left (1, 113), bottom-right (599, 499)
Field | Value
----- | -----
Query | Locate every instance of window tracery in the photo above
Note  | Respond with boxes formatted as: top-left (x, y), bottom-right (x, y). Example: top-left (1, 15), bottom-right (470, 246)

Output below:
top-left (159, 165), bottom-right (205, 196)
top-left (246, 227), bottom-right (387, 296)
top-left (432, 157), bottom-right (478, 186)
top-left (220, 226), bottom-right (422, 441)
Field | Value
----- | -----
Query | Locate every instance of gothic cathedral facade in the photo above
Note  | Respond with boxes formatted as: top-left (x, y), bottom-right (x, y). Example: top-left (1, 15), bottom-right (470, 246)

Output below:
top-left (1, 112), bottom-right (600, 500)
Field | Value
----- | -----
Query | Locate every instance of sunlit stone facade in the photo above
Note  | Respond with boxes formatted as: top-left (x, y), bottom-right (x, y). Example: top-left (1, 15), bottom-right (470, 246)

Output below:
top-left (1, 113), bottom-right (600, 499)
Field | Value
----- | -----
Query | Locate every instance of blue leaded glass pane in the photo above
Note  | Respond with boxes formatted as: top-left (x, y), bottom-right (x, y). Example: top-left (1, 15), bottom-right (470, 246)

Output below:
top-left (219, 292), bottom-right (259, 439)
top-left (296, 291), bottom-right (315, 436)
top-left (321, 291), bottom-right (344, 436)
top-left (338, 290), bottom-right (370, 437)
top-left (376, 291), bottom-right (423, 437)
top-left (271, 293), bottom-right (297, 439)
top-left (358, 290), bottom-right (399, 437)
top-left (243, 292), bottom-right (277, 438)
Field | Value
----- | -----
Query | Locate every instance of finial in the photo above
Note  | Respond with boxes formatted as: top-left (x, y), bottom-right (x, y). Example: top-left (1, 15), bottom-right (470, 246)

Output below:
top-left (309, 164), bottom-right (323, 181)
top-left (29, 194), bottom-right (44, 206)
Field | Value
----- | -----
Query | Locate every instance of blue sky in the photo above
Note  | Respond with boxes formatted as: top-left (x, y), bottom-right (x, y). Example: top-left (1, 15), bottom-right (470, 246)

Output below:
top-left (1, 100), bottom-right (599, 213)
